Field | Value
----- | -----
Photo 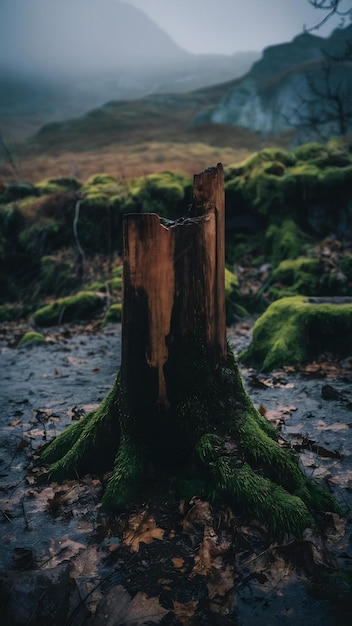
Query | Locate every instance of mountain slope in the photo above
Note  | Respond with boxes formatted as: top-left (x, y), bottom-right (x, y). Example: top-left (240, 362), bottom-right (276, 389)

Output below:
top-left (0, 0), bottom-right (188, 74)
top-left (198, 25), bottom-right (352, 141)
top-left (0, 0), bottom-right (259, 141)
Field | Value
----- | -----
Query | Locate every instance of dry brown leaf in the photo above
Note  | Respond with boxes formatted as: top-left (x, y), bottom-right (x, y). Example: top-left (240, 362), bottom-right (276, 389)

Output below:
top-left (123, 511), bottom-right (164, 552)
top-left (9, 419), bottom-right (22, 427)
top-left (66, 356), bottom-right (87, 365)
top-left (44, 536), bottom-right (86, 568)
top-left (172, 557), bottom-right (185, 569)
top-left (70, 544), bottom-right (100, 579)
top-left (181, 497), bottom-right (213, 535)
top-left (207, 562), bottom-right (234, 600)
top-left (94, 585), bottom-right (168, 625)
top-left (172, 599), bottom-right (198, 625)
top-left (193, 531), bottom-right (216, 575)
top-left (265, 405), bottom-right (297, 427)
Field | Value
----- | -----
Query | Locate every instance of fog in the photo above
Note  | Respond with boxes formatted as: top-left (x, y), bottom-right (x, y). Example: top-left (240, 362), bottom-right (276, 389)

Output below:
top-left (0, 0), bottom-right (187, 78)
top-left (123, 0), bottom-right (343, 55)
top-left (1, 0), bottom-right (348, 80)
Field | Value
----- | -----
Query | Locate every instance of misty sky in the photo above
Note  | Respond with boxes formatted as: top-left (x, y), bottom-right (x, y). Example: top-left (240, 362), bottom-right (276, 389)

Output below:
top-left (1, 0), bottom-right (350, 79)
top-left (122, 0), bottom-right (349, 54)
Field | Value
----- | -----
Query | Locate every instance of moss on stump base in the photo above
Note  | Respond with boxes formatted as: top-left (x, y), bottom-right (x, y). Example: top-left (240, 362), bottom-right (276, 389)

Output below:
top-left (41, 348), bottom-right (340, 538)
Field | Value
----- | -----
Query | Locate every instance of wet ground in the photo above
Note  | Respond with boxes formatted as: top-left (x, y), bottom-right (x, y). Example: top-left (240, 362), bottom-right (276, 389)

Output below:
top-left (0, 320), bottom-right (351, 625)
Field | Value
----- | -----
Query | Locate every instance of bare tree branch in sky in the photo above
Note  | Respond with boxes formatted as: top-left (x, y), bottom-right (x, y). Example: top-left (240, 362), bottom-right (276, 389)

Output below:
top-left (308, 1), bottom-right (352, 30)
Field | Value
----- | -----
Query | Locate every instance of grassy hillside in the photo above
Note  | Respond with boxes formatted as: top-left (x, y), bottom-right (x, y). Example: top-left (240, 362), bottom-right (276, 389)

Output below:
top-left (1, 81), bottom-right (291, 183)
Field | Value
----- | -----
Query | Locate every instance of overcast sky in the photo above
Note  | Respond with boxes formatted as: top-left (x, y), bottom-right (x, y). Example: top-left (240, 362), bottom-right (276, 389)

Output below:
top-left (121, 0), bottom-right (349, 54)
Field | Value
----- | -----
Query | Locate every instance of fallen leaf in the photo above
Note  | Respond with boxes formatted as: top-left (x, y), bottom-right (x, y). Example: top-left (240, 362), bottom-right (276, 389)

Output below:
top-left (265, 405), bottom-right (297, 428)
top-left (94, 585), bottom-right (168, 625)
top-left (172, 557), bottom-right (185, 569)
top-left (207, 562), bottom-right (234, 600)
top-left (181, 498), bottom-right (213, 535)
top-left (172, 599), bottom-right (198, 624)
top-left (9, 419), bottom-right (22, 427)
top-left (66, 356), bottom-right (87, 365)
top-left (44, 536), bottom-right (86, 568)
top-left (123, 511), bottom-right (164, 552)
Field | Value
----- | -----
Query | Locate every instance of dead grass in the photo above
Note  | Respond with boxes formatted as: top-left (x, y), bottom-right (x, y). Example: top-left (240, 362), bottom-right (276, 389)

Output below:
top-left (2, 141), bottom-right (253, 183)
top-left (0, 83), bottom-right (291, 183)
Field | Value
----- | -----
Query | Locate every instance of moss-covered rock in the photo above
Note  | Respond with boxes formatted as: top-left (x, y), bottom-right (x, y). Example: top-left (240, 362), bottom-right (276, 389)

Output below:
top-left (36, 177), bottom-right (81, 195)
top-left (0, 303), bottom-right (25, 322)
top-left (0, 182), bottom-right (38, 204)
top-left (224, 140), bottom-right (352, 237)
top-left (269, 257), bottom-right (321, 298)
top-left (240, 295), bottom-right (352, 371)
top-left (266, 220), bottom-right (309, 266)
top-left (103, 303), bottom-right (122, 325)
top-left (39, 254), bottom-right (79, 297)
top-left (18, 331), bottom-right (46, 348)
top-left (122, 171), bottom-right (192, 219)
top-left (33, 291), bottom-right (105, 326)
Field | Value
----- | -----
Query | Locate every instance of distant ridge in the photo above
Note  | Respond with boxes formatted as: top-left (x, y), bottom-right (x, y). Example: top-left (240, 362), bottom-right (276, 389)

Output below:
top-left (196, 24), bottom-right (352, 141)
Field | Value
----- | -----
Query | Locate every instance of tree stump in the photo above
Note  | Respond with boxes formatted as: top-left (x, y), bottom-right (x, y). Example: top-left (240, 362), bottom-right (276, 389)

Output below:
top-left (122, 164), bottom-right (226, 416)
top-left (41, 164), bottom-right (340, 537)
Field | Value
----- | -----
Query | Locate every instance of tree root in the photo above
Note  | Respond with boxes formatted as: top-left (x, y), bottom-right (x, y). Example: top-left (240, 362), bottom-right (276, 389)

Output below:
top-left (40, 357), bottom-right (341, 537)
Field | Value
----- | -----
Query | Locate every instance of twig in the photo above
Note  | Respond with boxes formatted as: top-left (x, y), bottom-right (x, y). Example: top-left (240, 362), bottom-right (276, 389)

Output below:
top-left (22, 499), bottom-right (31, 530)
top-left (0, 130), bottom-right (21, 179)
top-left (73, 199), bottom-right (85, 282)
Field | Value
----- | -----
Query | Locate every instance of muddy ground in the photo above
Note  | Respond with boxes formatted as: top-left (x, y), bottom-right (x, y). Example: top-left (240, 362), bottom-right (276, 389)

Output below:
top-left (0, 320), bottom-right (351, 625)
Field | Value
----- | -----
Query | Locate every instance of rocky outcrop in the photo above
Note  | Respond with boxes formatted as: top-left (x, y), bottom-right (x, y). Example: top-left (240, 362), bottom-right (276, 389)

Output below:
top-left (196, 26), bottom-right (352, 142)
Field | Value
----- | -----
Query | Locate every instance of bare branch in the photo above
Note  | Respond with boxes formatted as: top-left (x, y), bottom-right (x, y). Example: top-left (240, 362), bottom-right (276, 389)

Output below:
top-left (306, 0), bottom-right (352, 31)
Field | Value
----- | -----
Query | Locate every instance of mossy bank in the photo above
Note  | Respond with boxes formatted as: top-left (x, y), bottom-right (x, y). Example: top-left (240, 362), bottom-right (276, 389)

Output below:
top-left (241, 295), bottom-right (352, 371)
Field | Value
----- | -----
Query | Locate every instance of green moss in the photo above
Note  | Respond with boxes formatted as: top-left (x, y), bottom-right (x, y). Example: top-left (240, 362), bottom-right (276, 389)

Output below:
top-left (36, 177), bottom-right (81, 194)
top-left (32, 291), bottom-right (105, 326)
top-left (210, 458), bottom-right (313, 536)
top-left (225, 266), bottom-right (238, 291)
top-left (270, 256), bottom-right (321, 296)
top-left (103, 303), bottom-right (122, 325)
top-left (41, 334), bottom-right (341, 536)
top-left (292, 142), bottom-right (329, 162)
top-left (83, 174), bottom-right (117, 188)
top-left (241, 295), bottom-right (352, 370)
top-left (111, 264), bottom-right (123, 277)
top-left (238, 148), bottom-right (296, 171)
top-left (121, 171), bottom-right (192, 219)
top-left (42, 386), bottom-right (120, 480)
top-left (0, 182), bottom-right (38, 203)
top-left (103, 435), bottom-right (146, 508)
top-left (0, 303), bottom-right (24, 322)
top-left (18, 331), bottom-right (46, 347)
top-left (19, 219), bottom-right (64, 255)
top-left (224, 142), bottom-right (352, 236)
top-left (39, 255), bottom-right (78, 297)
top-left (224, 267), bottom-right (246, 322)
top-left (266, 220), bottom-right (310, 267)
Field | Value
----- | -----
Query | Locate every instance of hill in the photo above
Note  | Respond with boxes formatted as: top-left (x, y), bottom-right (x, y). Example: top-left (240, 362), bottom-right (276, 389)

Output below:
top-left (0, 0), bottom-right (258, 141)
top-left (198, 24), bottom-right (352, 141)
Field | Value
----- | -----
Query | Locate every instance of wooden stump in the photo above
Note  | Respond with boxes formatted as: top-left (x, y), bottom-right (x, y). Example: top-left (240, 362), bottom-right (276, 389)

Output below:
top-left (121, 163), bottom-right (227, 415)
top-left (41, 163), bottom-right (340, 536)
